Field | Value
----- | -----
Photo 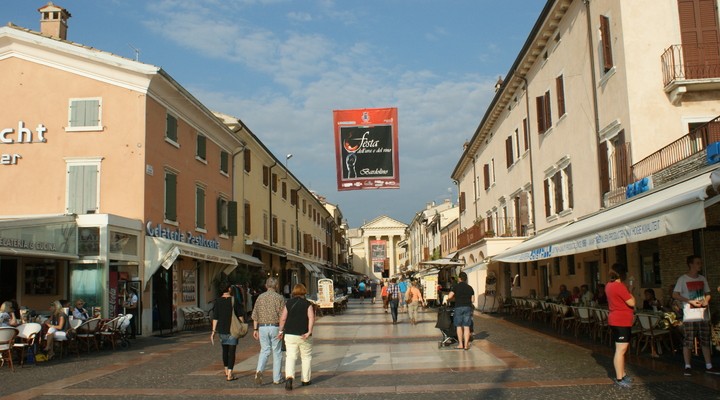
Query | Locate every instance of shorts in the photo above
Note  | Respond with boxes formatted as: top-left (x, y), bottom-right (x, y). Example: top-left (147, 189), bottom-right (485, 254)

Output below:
top-left (610, 326), bottom-right (632, 343)
top-left (683, 320), bottom-right (711, 348)
top-left (219, 333), bottom-right (238, 346)
top-left (453, 306), bottom-right (473, 327)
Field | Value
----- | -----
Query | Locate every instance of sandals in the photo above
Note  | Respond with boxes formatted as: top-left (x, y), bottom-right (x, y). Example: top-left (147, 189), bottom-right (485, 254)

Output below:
top-left (226, 375), bottom-right (238, 381)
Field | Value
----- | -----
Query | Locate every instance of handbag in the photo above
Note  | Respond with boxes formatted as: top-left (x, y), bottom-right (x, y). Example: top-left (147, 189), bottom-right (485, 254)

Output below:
top-left (682, 306), bottom-right (707, 322)
top-left (230, 297), bottom-right (249, 338)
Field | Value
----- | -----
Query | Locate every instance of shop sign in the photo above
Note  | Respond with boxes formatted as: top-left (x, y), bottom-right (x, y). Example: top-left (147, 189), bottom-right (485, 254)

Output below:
top-left (1, 121), bottom-right (48, 165)
top-left (145, 221), bottom-right (220, 250)
top-left (0, 221), bottom-right (76, 255)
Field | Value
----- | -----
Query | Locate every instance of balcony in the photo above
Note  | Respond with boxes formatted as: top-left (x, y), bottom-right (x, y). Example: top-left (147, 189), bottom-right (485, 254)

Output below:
top-left (457, 217), bottom-right (528, 249)
top-left (631, 115), bottom-right (720, 183)
top-left (662, 44), bottom-right (720, 104)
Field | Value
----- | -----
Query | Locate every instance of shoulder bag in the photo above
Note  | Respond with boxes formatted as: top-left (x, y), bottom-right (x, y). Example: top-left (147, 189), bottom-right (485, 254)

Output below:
top-left (230, 297), bottom-right (249, 338)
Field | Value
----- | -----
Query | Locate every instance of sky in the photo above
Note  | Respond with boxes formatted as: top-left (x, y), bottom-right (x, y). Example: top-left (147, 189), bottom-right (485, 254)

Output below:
top-left (4, 0), bottom-right (546, 228)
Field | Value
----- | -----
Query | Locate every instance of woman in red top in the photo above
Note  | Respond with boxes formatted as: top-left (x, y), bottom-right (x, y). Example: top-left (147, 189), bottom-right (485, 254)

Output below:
top-left (606, 263), bottom-right (636, 389)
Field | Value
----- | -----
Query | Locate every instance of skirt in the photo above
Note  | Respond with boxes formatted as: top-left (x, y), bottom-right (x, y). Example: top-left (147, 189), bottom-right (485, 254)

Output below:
top-left (219, 333), bottom-right (238, 345)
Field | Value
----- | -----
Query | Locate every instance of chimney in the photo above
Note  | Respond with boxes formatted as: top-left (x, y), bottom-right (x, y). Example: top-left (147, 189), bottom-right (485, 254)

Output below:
top-left (494, 76), bottom-right (504, 92)
top-left (38, 2), bottom-right (71, 40)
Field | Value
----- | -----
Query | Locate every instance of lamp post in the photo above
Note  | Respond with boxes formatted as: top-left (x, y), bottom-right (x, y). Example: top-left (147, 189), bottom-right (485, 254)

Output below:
top-left (285, 153), bottom-right (293, 167)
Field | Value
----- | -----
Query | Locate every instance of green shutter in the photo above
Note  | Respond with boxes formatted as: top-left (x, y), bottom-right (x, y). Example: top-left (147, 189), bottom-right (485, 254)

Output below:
top-left (217, 197), bottom-right (224, 234)
top-left (196, 187), bottom-right (205, 229)
top-left (67, 166), bottom-right (81, 213)
top-left (220, 151), bottom-right (229, 173)
top-left (165, 173), bottom-right (177, 221)
top-left (82, 165), bottom-right (98, 213)
top-left (197, 135), bottom-right (206, 159)
top-left (85, 100), bottom-right (100, 126)
top-left (228, 201), bottom-right (238, 236)
top-left (166, 114), bottom-right (177, 141)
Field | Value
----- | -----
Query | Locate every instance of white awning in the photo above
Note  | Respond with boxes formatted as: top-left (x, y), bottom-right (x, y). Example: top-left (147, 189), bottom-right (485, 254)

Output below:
top-left (419, 258), bottom-right (465, 266)
top-left (464, 261), bottom-right (489, 274)
top-left (233, 253), bottom-right (264, 268)
top-left (144, 237), bottom-right (237, 289)
top-left (493, 170), bottom-right (714, 263)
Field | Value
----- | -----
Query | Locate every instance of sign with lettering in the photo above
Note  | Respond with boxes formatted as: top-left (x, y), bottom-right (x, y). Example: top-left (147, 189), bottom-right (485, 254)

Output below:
top-left (317, 278), bottom-right (335, 308)
top-left (333, 108), bottom-right (399, 191)
top-left (145, 221), bottom-right (220, 250)
top-left (1, 121), bottom-right (48, 165)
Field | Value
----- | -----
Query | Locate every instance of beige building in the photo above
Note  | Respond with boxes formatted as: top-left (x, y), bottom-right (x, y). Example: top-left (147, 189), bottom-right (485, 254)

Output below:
top-left (452, 0), bottom-right (720, 311)
top-left (348, 216), bottom-right (407, 279)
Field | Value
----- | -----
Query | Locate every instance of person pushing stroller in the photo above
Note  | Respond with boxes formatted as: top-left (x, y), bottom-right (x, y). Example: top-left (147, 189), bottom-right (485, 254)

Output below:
top-left (443, 272), bottom-right (475, 350)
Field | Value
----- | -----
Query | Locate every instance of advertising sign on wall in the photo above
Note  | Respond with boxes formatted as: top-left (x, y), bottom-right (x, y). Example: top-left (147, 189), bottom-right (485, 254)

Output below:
top-left (370, 240), bottom-right (387, 273)
top-left (333, 108), bottom-right (399, 191)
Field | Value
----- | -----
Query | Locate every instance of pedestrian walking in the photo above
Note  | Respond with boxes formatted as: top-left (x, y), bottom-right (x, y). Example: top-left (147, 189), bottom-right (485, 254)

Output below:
top-left (387, 278), bottom-right (401, 324)
top-left (673, 255), bottom-right (720, 376)
top-left (398, 278), bottom-right (408, 311)
top-left (370, 280), bottom-right (378, 304)
top-left (278, 284), bottom-right (315, 391)
top-left (444, 272), bottom-right (474, 350)
top-left (381, 280), bottom-right (389, 313)
top-left (251, 277), bottom-right (286, 385)
top-left (211, 282), bottom-right (245, 381)
top-left (606, 263), bottom-right (635, 389)
top-left (358, 280), bottom-right (366, 303)
top-left (406, 280), bottom-right (425, 325)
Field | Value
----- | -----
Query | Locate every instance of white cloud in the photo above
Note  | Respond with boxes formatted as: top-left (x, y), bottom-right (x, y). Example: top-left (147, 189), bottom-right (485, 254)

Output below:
top-left (287, 11), bottom-right (313, 22)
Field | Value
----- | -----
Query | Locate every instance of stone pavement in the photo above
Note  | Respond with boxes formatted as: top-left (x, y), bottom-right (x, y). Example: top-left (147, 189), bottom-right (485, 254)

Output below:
top-left (1, 298), bottom-right (719, 399)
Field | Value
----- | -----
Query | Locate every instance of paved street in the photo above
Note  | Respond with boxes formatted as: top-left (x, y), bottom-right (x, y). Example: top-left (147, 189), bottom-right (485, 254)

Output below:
top-left (1, 298), bottom-right (719, 399)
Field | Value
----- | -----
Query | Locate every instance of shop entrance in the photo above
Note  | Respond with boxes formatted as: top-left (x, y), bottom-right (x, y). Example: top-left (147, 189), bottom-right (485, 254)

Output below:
top-left (0, 258), bottom-right (18, 301)
top-left (586, 261), bottom-right (600, 292)
top-left (152, 267), bottom-right (173, 334)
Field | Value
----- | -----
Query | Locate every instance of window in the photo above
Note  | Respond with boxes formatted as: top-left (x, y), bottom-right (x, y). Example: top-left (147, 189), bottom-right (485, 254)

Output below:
top-left (290, 189), bottom-right (298, 206)
top-left (263, 166), bottom-right (270, 187)
top-left (483, 164), bottom-right (490, 190)
top-left (523, 118), bottom-right (529, 151)
top-left (544, 164), bottom-right (574, 217)
top-left (505, 136), bottom-right (514, 168)
top-left (282, 181), bottom-right (287, 199)
top-left (302, 199), bottom-right (307, 214)
top-left (290, 224), bottom-right (295, 249)
top-left (196, 134), bottom-right (206, 161)
top-left (244, 202), bottom-right (251, 235)
top-left (166, 114), bottom-right (178, 143)
top-left (599, 131), bottom-right (629, 194)
top-left (66, 160), bottom-right (100, 214)
top-left (600, 15), bottom-right (614, 73)
top-left (556, 75), bottom-right (566, 117)
top-left (263, 212), bottom-right (268, 241)
top-left (220, 151), bottom-right (229, 174)
top-left (67, 98), bottom-right (101, 131)
top-left (217, 197), bottom-right (237, 236)
top-left (459, 192), bottom-right (466, 213)
top-left (244, 148), bottom-right (251, 172)
top-left (639, 239), bottom-right (661, 287)
top-left (272, 216), bottom-right (278, 243)
top-left (271, 173), bottom-right (278, 193)
top-left (281, 220), bottom-right (287, 246)
top-left (536, 91), bottom-right (552, 134)
top-left (195, 186), bottom-right (205, 229)
top-left (164, 171), bottom-right (177, 222)
top-left (553, 258), bottom-right (561, 276)
top-left (567, 255), bottom-right (575, 275)
top-left (514, 129), bottom-right (521, 160)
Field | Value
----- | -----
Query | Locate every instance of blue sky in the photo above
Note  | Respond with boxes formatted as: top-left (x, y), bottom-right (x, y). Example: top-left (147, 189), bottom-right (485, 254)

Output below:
top-left (4, 0), bottom-right (545, 228)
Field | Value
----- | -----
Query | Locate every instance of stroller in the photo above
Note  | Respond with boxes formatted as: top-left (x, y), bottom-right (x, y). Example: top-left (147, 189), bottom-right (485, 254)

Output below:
top-left (116, 314), bottom-right (133, 348)
top-left (435, 305), bottom-right (475, 348)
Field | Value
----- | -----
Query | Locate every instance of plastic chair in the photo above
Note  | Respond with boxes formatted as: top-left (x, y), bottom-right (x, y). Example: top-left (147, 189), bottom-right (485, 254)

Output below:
top-left (0, 327), bottom-right (19, 371)
top-left (12, 323), bottom-right (42, 367)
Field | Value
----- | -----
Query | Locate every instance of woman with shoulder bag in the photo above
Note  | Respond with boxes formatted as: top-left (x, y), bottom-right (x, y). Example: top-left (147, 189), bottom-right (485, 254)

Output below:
top-left (211, 282), bottom-right (245, 381)
top-left (278, 284), bottom-right (315, 391)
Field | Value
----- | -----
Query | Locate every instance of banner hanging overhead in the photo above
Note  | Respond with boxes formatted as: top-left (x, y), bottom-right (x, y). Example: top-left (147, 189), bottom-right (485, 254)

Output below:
top-left (333, 107), bottom-right (400, 191)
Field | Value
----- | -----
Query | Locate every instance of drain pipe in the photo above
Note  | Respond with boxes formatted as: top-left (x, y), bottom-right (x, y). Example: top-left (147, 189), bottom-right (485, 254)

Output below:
top-left (584, 0), bottom-right (603, 208)
top-left (518, 75), bottom-right (537, 236)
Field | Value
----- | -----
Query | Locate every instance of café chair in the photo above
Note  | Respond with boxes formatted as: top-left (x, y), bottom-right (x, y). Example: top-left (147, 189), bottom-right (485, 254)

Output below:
top-left (0, 327), bottom-right (19, 371)
top-left (54, 319), bottom-right (82, 359)
top-left (572, 307), bottom-right (594, 338)
top-left (636, 313), bottom-right (674, 356)
top-left (76, 318), bottom-right (101, 353)
top-left (98, 316), bottom-right (122, 350)
top-left (12, 323), bottom-right (42, 367)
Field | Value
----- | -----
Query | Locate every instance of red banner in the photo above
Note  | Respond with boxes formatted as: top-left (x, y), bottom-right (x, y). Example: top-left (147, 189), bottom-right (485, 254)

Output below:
top-left (333, 108), bottom-right (400, 191)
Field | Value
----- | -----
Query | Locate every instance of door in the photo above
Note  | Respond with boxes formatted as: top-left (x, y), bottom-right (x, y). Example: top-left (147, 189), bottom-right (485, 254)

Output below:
top-left (0, 259), bottom-right (18, 302)
top-left (586, 261), bottom-right (600, 292)
top-left (539, 264), bottom-right (550, 298)
top-left (152, 267), bottom-right (173, 332)
top-left (678, 0), bottom-right (720, 79)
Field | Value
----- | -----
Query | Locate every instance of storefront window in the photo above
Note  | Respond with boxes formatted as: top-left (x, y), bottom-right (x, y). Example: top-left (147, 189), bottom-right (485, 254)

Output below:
top-left (109, 231), bottom-right (138, 256)
top-left (78, 227), bottom-right (100, 257)
top-left (70, 263), bottom-right (104, 308)
top-left (24, 262), bottom-right (58, 295)
top-left (639, 239), bottom-right (661, 288)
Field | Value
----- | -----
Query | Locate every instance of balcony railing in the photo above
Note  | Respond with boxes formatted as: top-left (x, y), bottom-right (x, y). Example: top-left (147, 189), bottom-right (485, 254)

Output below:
top-left (632, 115), bottom-right (720, 181)
top-left (662, 44), bottom-right (720, 87)
top-left (457, 217), bottom-right (528, 249)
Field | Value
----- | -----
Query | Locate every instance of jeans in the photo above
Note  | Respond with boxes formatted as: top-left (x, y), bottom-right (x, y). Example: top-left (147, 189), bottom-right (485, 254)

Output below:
top-left (284, 334), bottom-right (312, 382)
top-left (256, 325), bottom-right (283, 382)
top-left (389, 299), bottom-right (399, 322)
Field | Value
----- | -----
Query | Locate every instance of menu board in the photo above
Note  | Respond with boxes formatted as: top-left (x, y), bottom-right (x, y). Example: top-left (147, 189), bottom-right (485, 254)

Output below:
top-left (317, 278), bottom-right (334, 308)
top-left (422, 275), bottom-right (438, 300)
top-left (182, 269), bottom-right (196, 302)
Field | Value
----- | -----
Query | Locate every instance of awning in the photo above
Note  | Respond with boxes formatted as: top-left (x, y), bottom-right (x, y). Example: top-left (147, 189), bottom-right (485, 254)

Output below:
top-left (249, 240), bottom-right (286, 257)
top-left (463, 261), bottom-right (489, 274)
top-left (233, 253), bottom-right (264, 268)
top-left (419, 258), bottom-right (465, 266)
top-left (144, 237), bottom-right (237, 289)
top-left (493, 170), bottom-right (714, 263)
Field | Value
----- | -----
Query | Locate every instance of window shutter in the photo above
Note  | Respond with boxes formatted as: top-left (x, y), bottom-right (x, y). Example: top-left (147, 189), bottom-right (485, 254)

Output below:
top-left (519, 191), bottom-right (530, 226)
top-left (553, 172), bottom-right (563, 213)
top-left (81, 165), bottom-right (98, 214)
top-left (86, 100), bottom-right (100, 126)
top-left (523, 118), bottom-right (529, 151)
top-left (565, 165), bottom-right (574, 209)
top-left (69, 101), bottom-right (80, 127)
top-left (67, 166), bottom-right (80, 213)
top-left (505, 136), bottom-right (514, 168)
top-left (272, 173), bottom-right (278, 192)
top-left (166, 114), bottom-right (177, 141)
top-left (459, 192), bottom-right (466, 213)
top-left (228, 201), bottom-right (238, 236)
top-left (556, 75), bottom-right (565, 117)
top-left (165, 172), bottom-right (177, 221)
top-left (220, 151), bottom-right (229, 173)
top-left (244, 149), bottom-right (251, 172)
top-left (600, 15), bottom-right (614, 72)
top-left (544, 179), bottom-right (551, 217)
top-left (272, 216), bottom-right (278, 243)
top-left (614, 131), bottom-right (629, 187)
top-left (282, 181), bottom-right (287, 199)
top-left (544, 91), bottom-right (552, 128)
top-left (598, 140), bottom-right (610, 195)
top-left (263, 166), bottom-right (269, 186)
top-left (216, 197), bottom-right (224, 234)
top-left (536, 96), bottom-right (546, 133)
top-left (197, 135), bottom-right (206, 159)
top-left (290, 189), bottom-right (297, 206)
top-left (244, 203), bottom-right (251, 235)
top-left (483, 164), bottom-right (490, 190)
top-left (196, 187), bottom-right (205, 229)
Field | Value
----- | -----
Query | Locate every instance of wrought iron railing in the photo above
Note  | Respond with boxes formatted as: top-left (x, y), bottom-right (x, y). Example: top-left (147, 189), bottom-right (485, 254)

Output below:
top-left (662, 44), bottom-right (720, 86)
top-left (457, 217), bottom-right (527, 249)
top-left (631, 115), bottom-right (720, 181)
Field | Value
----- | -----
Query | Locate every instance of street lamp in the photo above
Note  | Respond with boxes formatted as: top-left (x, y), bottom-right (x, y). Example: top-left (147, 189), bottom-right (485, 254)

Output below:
top-left (286, 153), bottom-right (293, 167)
